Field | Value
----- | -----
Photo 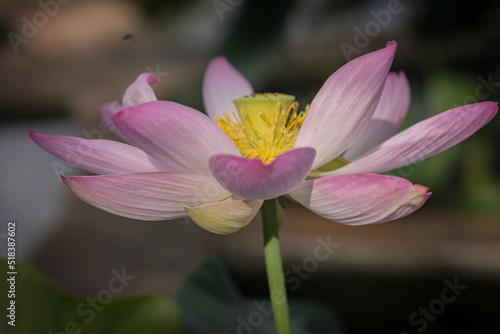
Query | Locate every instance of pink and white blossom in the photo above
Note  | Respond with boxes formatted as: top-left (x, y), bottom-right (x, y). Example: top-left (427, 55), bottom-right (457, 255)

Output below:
top-left (30, 42), bottom-right (497, 234)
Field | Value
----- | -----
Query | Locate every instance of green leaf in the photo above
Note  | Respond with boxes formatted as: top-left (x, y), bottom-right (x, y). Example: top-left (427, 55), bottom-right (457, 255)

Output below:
top-left (0, 260), bottom-right (186, 334)
top-left (176, 257), bottom-right (347, 334)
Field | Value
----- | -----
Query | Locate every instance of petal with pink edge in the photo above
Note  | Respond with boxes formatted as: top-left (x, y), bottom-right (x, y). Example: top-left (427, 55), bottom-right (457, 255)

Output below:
top-left (343, 71), bottom-right (410, 161)
top-left (29, 132), bottom-right (160, 174)
top-left (209, 147), bottom-right (316, 200)
top-left (203, 56), bottom-right (254, 121)
top-left (186, 199), bottom-right (263, 234)
top-left (289, 173), bottom-right (431, 225)
top-left (294, 42), bottom-right (397, 169)
top-left (62, 172), bottom-right (231, 221)
top-left (112, 101), bottom-right (241, 174)
top-left (122, 73), bottom-right (158, 108)
top-left (330, 101), bottom-right (498, 176)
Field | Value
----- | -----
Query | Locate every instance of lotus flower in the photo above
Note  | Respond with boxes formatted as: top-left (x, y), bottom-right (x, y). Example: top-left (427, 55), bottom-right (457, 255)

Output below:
top-left (30, 42), bottom-right (497, 234)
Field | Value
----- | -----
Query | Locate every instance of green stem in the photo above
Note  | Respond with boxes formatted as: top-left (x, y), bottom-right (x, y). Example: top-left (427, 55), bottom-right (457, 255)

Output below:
top-left (261, 199), bottom-right (291, 334)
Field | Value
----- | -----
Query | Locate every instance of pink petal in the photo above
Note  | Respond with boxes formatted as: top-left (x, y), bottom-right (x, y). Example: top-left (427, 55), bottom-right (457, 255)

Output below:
top-left (122, 73), bottom-right (158, 108)
top-left (209, 147), bottom-right (316, 200)
top-left (331, 101), bottom-right (498, 175)
top-left (98, 101), bottom-right (122, 130)
top-left (29, 131), bottom-right (160, 174)
top-left (98, 101), bottom-right (129, 140)
top-left (112, 101), bottom-right (241, 174)
top-left (294, 41), bottom-right (397, 169)
top-left (343, 71), bottom-right (410, 160)
top-left (289, 173), bottom-right (431, 225)
top-left (203, 56), bottom-right (254, 121)
top-left (185, 199), bottom-right (263, 234)
top-left (62, 172), bottom-right (231, 221)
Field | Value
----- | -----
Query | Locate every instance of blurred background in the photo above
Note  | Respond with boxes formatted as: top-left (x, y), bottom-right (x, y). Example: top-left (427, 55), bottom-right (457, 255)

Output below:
top-left (1, 0), bottom-right (500, 333)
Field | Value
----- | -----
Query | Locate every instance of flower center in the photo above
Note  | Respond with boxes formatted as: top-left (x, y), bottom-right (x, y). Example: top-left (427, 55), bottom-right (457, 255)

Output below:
top-left (216, 93), bottom-right (308, 165)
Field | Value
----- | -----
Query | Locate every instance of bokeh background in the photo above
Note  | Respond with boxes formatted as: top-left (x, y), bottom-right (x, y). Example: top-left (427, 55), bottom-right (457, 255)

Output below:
top-left (1, 0), bottom-right (500, 333)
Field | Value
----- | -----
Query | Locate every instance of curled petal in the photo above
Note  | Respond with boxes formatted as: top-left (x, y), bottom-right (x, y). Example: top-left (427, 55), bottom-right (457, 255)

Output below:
top-left (98, 73), bottom-right (158, 138)
top-left (331, 101), bottom-right (498, 176)
top-left (62, 173), bottom-right (231, 221)
top-left (344, 71), bottom-right (410, 160)
top-left (112, 101), bottom-right (241, 174)
top-left (209, 147), bottom-right (316, 200)
top-left (289, 173), bottom-right (431, 225)
top-left (29, 132), bottom-right (160, 174)
top-left (294, 41), bottom-right (397, 169)
top-left (122, 73), bottom-right (158, 108)
top-left (203, 56), bottom-right (254, 121)
top-left (185, 199), bottom-right (263, 235)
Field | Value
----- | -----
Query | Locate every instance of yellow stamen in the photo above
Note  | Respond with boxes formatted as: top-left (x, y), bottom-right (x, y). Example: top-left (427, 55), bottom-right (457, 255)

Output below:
top-left (216, 93), bottom-right (308, 165)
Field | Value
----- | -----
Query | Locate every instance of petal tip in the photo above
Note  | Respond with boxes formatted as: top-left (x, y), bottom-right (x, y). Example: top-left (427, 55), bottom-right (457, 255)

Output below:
top-left (203, 55), bottom-right (254, 120)
top-left (414, 184), bottom-right (430, 192)
top-left (410, 184), bottom-right (431, 206)
top-left (472, 101), bottom-right (498, 122)
top-left (28, 130), bottom-right (40, 141)
top-left (386, 40), bottom-right (397, 48)
top-left (138, 72), bottom-right (158, 85)
top-left (211, 56), bottom-right (229, 65)
top-left (486, 101), bottom-right (499, 111)
top-left (383, 41), bottom-right (397, 58)
top-left (28, 131), bottom-right (53, 149)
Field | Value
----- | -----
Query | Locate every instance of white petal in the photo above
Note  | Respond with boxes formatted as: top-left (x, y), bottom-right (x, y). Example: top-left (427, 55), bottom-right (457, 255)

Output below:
top-left (203, 56), bottom-right (254, 121)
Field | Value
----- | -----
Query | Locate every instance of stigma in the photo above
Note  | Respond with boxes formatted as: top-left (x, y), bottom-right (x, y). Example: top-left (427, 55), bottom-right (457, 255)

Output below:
top-left (216, 93), bottom-right (308, 165)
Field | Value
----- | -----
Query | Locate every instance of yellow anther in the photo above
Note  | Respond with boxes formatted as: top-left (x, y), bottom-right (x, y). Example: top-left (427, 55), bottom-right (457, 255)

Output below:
top-left (216, 93), bottom-right (308, 165)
